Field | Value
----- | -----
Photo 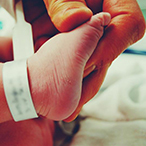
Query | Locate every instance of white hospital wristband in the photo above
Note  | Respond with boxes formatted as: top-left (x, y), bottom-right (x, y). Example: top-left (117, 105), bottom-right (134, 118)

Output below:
top-left (2, 59), bottom-right (38, 122)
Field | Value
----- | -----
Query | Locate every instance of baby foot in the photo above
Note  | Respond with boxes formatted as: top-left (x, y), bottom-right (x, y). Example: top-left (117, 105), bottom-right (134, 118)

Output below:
top-left (28, 12), bottom-right (111, 121)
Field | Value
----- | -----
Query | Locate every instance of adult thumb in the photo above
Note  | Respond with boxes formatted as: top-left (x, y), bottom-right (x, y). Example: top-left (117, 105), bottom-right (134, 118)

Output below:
top-left (43, 0), bottom-right (93, 32)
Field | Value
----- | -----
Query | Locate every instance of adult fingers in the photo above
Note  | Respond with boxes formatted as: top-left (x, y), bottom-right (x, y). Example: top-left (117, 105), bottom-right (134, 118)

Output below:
top-left (43, 0), bottom-right (93, 31)
top-left (43, 0), bottom-right (104, 32)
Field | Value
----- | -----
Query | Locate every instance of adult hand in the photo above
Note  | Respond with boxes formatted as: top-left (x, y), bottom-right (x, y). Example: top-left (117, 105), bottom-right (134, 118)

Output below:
top-left (43, 0), bottom-right (146, 121)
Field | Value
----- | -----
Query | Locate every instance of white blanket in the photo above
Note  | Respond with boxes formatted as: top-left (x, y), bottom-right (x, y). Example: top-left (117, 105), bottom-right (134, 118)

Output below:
top-left (70, 54), bottom-right (146, 146)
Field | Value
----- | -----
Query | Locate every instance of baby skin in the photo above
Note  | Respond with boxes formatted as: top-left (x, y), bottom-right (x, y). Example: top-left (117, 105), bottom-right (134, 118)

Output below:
top-left (0, 12), bottom-right (111, 145)
top-left (28, 12), bottom-right (111, 121)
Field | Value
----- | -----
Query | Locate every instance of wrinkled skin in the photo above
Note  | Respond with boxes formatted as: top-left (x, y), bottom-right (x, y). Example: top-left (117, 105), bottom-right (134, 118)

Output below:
top-left (0, 0), bottom-right (145, 145)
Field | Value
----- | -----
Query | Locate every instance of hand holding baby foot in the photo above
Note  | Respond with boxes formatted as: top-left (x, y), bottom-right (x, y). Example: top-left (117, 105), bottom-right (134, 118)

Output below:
top-left (28, 12), bottom-right (111, 121)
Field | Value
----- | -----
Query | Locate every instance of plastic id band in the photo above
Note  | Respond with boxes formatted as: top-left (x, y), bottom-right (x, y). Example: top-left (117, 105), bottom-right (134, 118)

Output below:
top-left (2, 59), bottom-right (38, 121)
